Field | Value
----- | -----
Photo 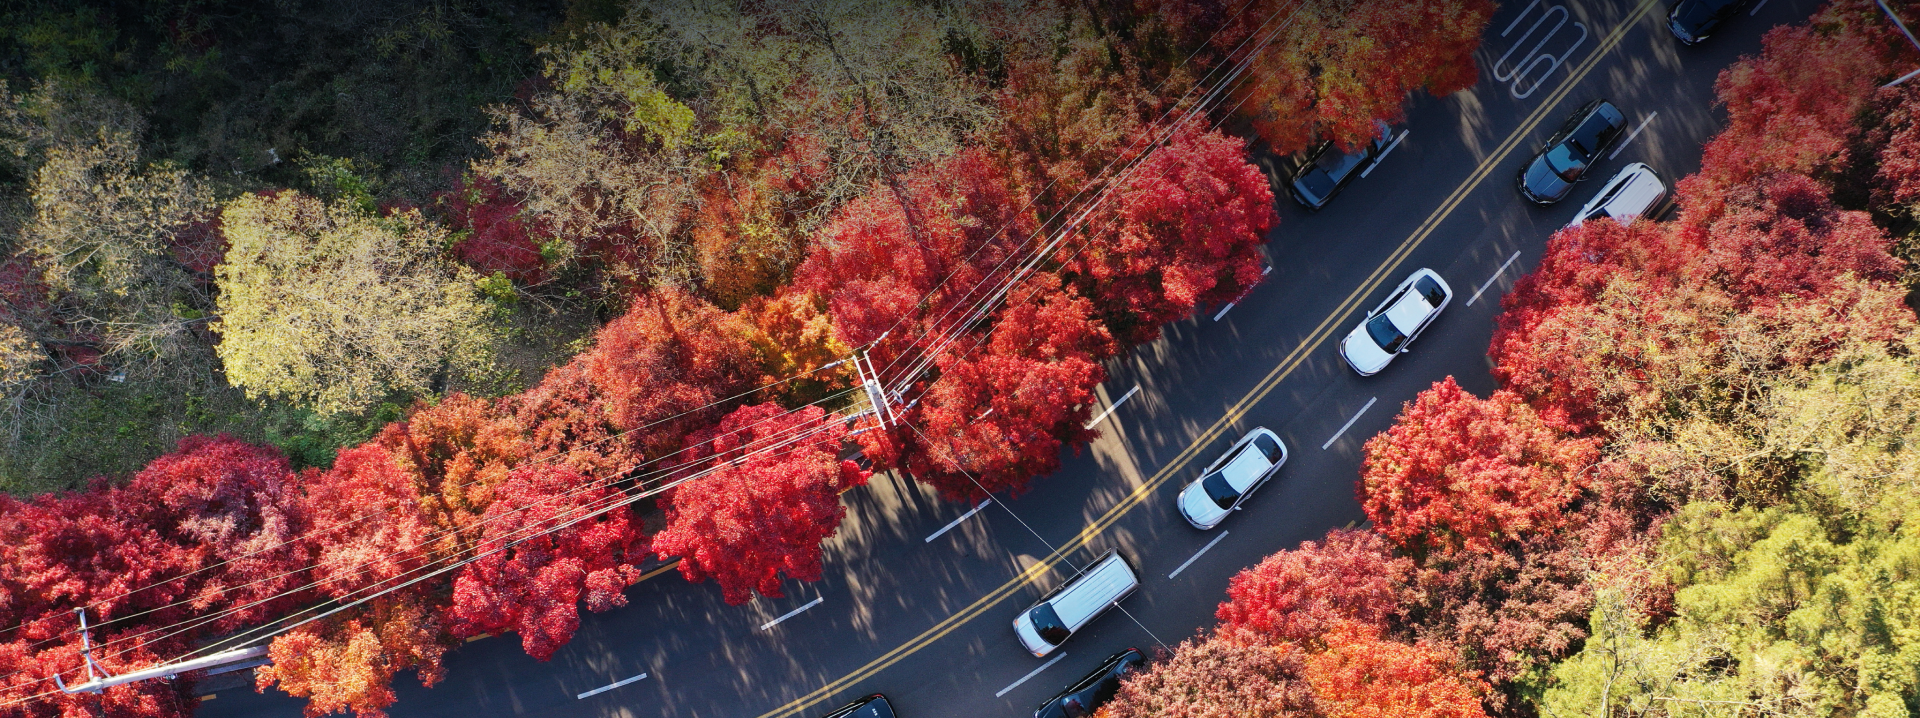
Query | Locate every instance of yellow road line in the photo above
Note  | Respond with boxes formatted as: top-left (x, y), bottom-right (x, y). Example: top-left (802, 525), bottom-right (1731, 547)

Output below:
top-left (754, 2), bottom-right (1660, 715)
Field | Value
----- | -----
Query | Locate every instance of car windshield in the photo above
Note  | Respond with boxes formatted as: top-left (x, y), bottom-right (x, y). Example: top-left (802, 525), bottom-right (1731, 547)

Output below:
top-left (1201, 470), bottom-right (1240, 510)
top-left (1366, 313), bottom-right (1407, 353)
top-left (1252, 434), bottom-right (1284, 464)
top-left (1292, 171), bottom-right (1336, 205)
top-left (1415, 277), bottom-right (1446, 306)
top-left (1029, 604), bottom-right (1070, 646)
top-left (1543, 143), bottom-right (1588, 181)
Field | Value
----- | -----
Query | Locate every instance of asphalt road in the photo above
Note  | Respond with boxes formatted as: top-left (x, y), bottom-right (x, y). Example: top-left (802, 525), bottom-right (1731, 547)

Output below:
top-left (198, 0), bottom-right (1823, 716)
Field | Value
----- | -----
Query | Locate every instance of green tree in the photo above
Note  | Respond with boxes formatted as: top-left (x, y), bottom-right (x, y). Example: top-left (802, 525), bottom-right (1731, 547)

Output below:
top-left (214, 190), bottom-right (491, 415)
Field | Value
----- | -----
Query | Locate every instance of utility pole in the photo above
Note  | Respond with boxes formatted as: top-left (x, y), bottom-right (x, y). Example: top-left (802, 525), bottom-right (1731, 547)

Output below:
top-left (1882, 0), bottom-right (1920, 87)
top-left (52, 608), bottom-right (270, 695)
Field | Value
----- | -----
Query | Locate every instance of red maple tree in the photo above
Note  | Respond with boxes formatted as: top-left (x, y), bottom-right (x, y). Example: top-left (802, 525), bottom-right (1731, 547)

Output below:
top-left (1066, 120), bottom-right (1276, 344)
top-left (447, 463), bottom-right (646, 660)
top-left (439, 175), bottom-right (550, 284)
top-left (1359, 377), bottom-right (1599, 557)
top-left (1215, 529), bottom-right (1410, 645)
top-left (890, 276), bottom-right (1114, 500)
top-left (651, 403), bottom-right (869, 605)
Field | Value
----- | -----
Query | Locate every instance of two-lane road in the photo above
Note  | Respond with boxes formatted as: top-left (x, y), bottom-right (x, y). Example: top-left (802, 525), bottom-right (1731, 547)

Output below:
top-left (199, 1), bottom-right (1817, 716)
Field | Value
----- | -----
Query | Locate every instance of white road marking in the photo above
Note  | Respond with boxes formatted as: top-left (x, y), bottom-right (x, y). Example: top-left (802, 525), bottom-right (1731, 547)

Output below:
top-left (1466, 251), bottom-right (1525, 307)
top-left (1262, 265), bottom-right (1274, 275)
top-left (1608, 112), bottom-right (1658, 160)
top-left (1084, 385), bottom-right (1142, 429)
top-left (576, 672), bottom-right (648, 700)
top-left (1360, 130), bottom-right (1410, 178)
top-left (996, 652), bottom-right (1068, 698)
top-left (759, 597), bottom-right (824, 631)
top-left (925, 500), bottom-right (992, 543)
top-left (1168, 531), bottom-right (1231, 579)
top-left (1322, 397), bottom-right (1378, 450)
top-left (1212, 303), bottom-right (1236, 321)
top-left (1751, 0), bottom-right (1770, 14)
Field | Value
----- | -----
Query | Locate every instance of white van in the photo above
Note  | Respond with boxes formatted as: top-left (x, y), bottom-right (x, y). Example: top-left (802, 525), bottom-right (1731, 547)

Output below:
top-left (1013, 550), bottom-right (1140, 657)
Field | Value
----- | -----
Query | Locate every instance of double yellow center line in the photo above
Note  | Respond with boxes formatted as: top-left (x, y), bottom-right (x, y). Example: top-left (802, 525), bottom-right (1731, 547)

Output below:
top-left (755, 1), bottom-right (1661, 715)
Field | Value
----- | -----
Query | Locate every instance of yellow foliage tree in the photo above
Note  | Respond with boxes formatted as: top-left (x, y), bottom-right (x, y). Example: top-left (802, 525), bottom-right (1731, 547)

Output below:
top-left (214, 191), bottom-right (490, 415)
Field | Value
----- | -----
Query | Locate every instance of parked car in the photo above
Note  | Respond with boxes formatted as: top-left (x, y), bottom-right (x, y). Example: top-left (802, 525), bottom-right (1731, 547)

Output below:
top-left (1517, 99), bottom-right (1627, 204)
top-left (820, 694), bottom-right (895, 718)
top-left (1013, 550), bottom-right (1140, 658)
top-left (1568, 163), bottom-right (1668, 228)
top-left (1176, 428), bottom-right (1288, 530)
top-left (1667, 0), bottom-right (1751, 44)
top-left (1338, 268), bottom-right (1452, 376)
top-left (1287, 121), bottom-right (1397, 210)
top-left (1033, 648), bottom-right (1147, 718)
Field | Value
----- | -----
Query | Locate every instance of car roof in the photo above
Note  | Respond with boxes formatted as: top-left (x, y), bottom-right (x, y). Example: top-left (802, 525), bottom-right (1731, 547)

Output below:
top-left (1050, 553), bottom-right (1138, 629)
top-left (1217, 442), bottom-right (1274, 490)
top-left (1606, 167), bottom-right (1665, 214)
top-left (1384, 290), bottom-right (1434, 333)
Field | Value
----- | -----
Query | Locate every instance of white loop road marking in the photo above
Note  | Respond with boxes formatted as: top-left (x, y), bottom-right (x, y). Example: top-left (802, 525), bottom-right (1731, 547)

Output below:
top-left (1168, 530), bottom-right (1231, 580)
top-left (1322, 397), bottom-right (1379, 451)
top-left (760, 597), bottom-right (825, 631)
top-left (1212, 302), bottom-right (1236, 321)
top-left (925, 500), bottom-right (992, 543)
top-left (1608, 112), bottom-right (1659, 160)
top-left (1492, 0), bottom-right (1590, 99)
top-left (1360, 130), bottom-right (1410, 179)
top-left (1466, 251), bottom-right (1525, 307)
top-left (996, 652), bottom-right (1068, 699)
top-left (1751, 0), bottom-right (1771, 14)
top-left (1084, 385), bottom-right (1142, 429)
top-left (577, 672), bottom-right (648, 700)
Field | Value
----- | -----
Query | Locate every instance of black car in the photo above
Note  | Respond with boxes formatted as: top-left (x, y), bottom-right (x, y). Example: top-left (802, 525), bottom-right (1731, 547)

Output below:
top-left (1287, 121), bottom-right (1395, 210)
top-left (821, 694), bottom-right (895, 718)
top-left (1033, 648), bottom-right (1146, 718)
top-left (1517, 99), bottom-right (1627, 205)
top-left (1667, 0), bottom-right (1751, 44)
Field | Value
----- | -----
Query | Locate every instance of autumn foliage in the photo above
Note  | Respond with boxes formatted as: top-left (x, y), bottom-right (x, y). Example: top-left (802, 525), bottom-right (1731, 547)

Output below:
top-left (0, 0), bottom-right (1500, 715)
top-left (1360, 378), bottom-right (1599, 556)
top-left (652, 404), bottom-right (869, 604)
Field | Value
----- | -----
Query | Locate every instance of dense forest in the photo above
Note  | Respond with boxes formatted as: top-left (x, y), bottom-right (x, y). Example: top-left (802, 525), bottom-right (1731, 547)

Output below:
top-left (0, 0), bottom-right (1496, 716)
top-left (1099, 2), bottom-right (1920, 717)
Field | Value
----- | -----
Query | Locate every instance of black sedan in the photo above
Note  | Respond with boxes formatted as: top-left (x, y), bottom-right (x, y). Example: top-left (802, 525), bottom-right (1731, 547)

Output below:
top-left (1667, 0), bottom-right (1751, 44)
top-left (1517, 99), bottom-right (1627, 205)
top-left (821, 694), bottom-right (895, 718)
top-left (1033, 648), bottom-right (1146, 718)
top-left (1286, 121), bottom-right (1396, 210)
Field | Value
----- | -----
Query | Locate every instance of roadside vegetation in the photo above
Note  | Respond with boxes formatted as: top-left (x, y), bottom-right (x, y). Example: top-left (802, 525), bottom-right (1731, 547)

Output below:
top-left (1098, 2), bottom-right (1920, 717)
top-left (0, 0), bottom-right (1493, 716)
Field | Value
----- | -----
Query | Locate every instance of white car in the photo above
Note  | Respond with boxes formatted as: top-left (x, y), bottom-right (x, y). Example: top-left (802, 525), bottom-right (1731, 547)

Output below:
top-left (1338, 268), bottom-right (1452, 376)
top-left (1177, 428), bottom-right (1288, 529)
top-left (1568, 163), bottom-right (1667, 227)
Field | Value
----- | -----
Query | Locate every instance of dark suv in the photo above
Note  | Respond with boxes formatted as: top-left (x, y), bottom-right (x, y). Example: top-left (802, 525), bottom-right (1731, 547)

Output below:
top-left (1033, 648), bottom-right (1146, 718)
top-left (1517, 99), bottom-right (1627, 205)
top-left (821, 694), bottom-right (894, 718)
top-left (1287, 121), bottom-right (1395, 210)
top-left (1667, 0), bottom-right (1751, 44)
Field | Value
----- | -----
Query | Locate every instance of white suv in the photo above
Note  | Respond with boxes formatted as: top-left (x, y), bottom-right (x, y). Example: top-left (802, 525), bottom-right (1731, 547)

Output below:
top-left (1176, 428), bottom-right (1287, 530)
top-left (1339, 268), bottom-right (1452, 376)
top-left (1569, 163), bottom-right (1667, 227)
